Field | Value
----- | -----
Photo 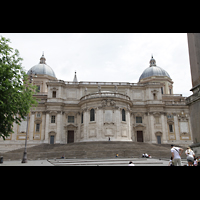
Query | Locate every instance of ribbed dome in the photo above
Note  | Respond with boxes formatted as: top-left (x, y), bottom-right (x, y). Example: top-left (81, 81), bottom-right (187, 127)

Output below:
top-left (27, 54), bottom-right (56, 78)
top-left (139, 56), bottom-right (171, 81)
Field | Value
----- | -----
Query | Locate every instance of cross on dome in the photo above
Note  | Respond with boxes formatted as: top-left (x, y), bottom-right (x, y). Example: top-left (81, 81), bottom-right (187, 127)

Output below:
top-left (40, 52), bottom-right (46, 64)
top-left (149, 55), bottom-right (156, 67)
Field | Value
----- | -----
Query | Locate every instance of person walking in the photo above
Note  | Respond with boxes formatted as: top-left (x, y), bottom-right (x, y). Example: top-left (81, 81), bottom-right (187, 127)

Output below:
top-left (171, 145), bottom-right (183, 166)
top-left (185, 147), bottom-right (195, 166)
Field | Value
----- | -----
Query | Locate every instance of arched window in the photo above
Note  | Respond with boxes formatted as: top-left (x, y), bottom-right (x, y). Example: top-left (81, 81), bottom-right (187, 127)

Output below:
top-left (81, 112), bottom-right (84, 123)
top-left (122, 109), bottom-right (126, 121)
top-left (90, 109), bottom-right (95, 121)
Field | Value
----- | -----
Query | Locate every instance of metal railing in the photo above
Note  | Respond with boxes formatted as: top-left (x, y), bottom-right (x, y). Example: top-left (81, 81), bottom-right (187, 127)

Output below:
top-left (47, 80), bottom-right (162, 87)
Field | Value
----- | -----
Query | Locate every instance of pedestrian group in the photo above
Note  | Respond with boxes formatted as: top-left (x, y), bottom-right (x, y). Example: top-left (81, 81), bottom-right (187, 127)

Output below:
top-left (169, 144), bottom-right (199, 166)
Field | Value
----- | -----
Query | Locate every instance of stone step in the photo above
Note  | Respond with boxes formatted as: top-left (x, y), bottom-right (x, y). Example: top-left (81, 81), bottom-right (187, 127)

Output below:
top-left (1, 142), bottom-right (186, 161)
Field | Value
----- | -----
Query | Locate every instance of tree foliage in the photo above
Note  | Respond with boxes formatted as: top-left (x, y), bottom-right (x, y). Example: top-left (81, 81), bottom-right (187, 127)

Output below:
top-left (0, 36), bottom-right (37, 140)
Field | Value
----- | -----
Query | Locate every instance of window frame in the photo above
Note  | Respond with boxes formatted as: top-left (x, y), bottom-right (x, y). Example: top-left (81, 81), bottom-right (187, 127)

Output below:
top-left (36, 112), bottom-right (41, 118)
top-left (90, 109), bottom-right (95, 122)
top-left (52, 91), bottom-right (56, 98)
top-left (51, 115), bottom-right (56, 123)
top-left (68, 116), bottom-right (75, 123)
top-left (81, 112), bottom-right (84, 124)
top-left (169, 124), bottom-right (173, 132)
top-left (136, 116), bottom-right (142, 123)
top-left (36, 123), bottom-right (40, 132)
top-left (122, 109), bottom-right (126, 122)
top-left (36, 85), bottom-right (40, 93)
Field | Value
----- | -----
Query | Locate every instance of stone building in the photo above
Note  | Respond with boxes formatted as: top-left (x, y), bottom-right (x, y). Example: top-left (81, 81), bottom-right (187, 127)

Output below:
top-left (1, 54), bottom-right (193, 146)
top-left (186, 33), bottom-right (200, 155)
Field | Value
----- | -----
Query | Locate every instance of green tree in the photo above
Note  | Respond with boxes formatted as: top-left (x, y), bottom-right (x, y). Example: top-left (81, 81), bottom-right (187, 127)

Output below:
top-left (0, 36), bottom-right (37, 140)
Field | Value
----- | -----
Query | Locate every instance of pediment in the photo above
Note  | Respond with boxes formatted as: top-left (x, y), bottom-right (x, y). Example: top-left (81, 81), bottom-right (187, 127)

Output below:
top-left (133, 123), bottom-right (146, 128)
top-left (34, 119), bottom-right (42, 124)
top-left (64, 124), bottom-right (78, 129)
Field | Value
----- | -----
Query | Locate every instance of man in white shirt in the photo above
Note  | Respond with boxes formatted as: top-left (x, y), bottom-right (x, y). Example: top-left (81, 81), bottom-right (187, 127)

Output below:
top-left (171, 145), bottom-right (184, 166)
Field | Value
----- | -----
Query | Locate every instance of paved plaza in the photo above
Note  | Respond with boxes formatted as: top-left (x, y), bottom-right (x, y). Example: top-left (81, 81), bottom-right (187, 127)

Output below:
top-left (0, 158), bottom-right (188, 166)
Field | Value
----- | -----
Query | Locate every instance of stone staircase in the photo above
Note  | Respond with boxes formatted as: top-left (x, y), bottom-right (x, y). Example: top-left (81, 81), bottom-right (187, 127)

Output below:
top-left (1, 141), bottom-right (187, 161)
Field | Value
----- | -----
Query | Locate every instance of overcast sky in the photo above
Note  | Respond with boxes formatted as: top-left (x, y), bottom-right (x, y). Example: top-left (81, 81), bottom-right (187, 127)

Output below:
top-left (1, 33), bottom-right (192, 97)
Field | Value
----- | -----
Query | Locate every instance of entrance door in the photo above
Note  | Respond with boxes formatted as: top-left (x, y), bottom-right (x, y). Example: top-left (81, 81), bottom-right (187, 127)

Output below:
top-left (50, 135), bottom-right (54, 144)
top-left (67, 131), bottom-right (74, 143)
top-left (157, 136), bottom-right (161, 144)
top-left (137, 131), bottom-right (143, 142)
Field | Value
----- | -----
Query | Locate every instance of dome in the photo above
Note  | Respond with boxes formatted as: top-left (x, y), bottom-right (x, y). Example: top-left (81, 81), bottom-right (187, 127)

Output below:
top-left (139, 56), bottom-right (171, 81)
top-left (27, 53), bottom-right (56, 78)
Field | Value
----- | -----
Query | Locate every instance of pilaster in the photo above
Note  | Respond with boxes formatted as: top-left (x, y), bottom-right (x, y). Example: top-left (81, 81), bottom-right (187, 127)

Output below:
top-left (29, 112), bottom-right (35, 141)
top-left (44, 112), bottom-right (50, 143)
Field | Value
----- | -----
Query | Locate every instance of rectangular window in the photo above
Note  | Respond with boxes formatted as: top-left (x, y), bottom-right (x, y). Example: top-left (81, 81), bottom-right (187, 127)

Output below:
top-left (52, 91), bottom-right (56, 98)
top-left (136, 116), bottom-right (142, 123)
top-left (36, 85), bottom-right (40, 93)
top-left (169, 89), bottom-right (172, 95)
top-left (51, 115), bottom-right (55, 123)
top-left (169, 124), bottom-right (173, 132)
top-left (36, 112), bottom-right (41, 118)
top-left (161, 87), bottom-right (163, 94)
top-left (36, 124), bottom-right (40, 132)
top-left (68, 116), bottom-right (74, 123)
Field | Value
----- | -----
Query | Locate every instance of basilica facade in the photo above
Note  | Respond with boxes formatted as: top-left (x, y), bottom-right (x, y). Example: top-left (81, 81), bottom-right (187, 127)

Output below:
top-left (1, 54), bottom-right (193, 146)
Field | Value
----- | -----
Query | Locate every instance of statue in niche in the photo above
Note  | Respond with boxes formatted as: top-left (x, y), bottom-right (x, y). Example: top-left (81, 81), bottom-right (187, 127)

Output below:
top-left (110, 100), bottom-right (116, 106)
top-left (115, 85), bottom-right (118, 92)
top-left (98, 85), bottom-right (101, 93)
top-left (102, 100), bottom-right (107, 107)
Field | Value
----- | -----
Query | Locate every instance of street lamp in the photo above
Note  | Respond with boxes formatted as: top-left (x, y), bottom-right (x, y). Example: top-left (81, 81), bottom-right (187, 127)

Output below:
top-left (21, 70), bottom-right (37, 163)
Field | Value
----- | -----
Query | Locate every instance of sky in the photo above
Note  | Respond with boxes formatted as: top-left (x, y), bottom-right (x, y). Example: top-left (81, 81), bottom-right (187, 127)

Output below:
top-left (1, 33), bottom-right (192, 97)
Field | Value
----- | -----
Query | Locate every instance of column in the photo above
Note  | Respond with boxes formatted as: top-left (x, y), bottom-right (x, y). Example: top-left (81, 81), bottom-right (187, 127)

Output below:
top-left (84, 110), bottom-right (88, 140)
top-left (44, 112), bottom-right (49, 143)
top-left (29, 112), bottom-right (35, 141)
top-left (56, 112), bottom-right (61, 143)
top-left (161, 114), bottom-right (167, 143)
top-left (96, 109), bottom-right (101, 140)
top-left (127, 112), bottom-right (131, 141)
top-left (41, 112), bottom-right (46, 141)
top-left (60, 112), bottom-right (65, 144)
top-left (174, 115), bottom-right (180, 141)
top-left (145, 114), bottom-right (150, 141)
top-left (150, 114), bottom-right (156, 143)
top-left (146, 113), bottom-right (152, 142)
